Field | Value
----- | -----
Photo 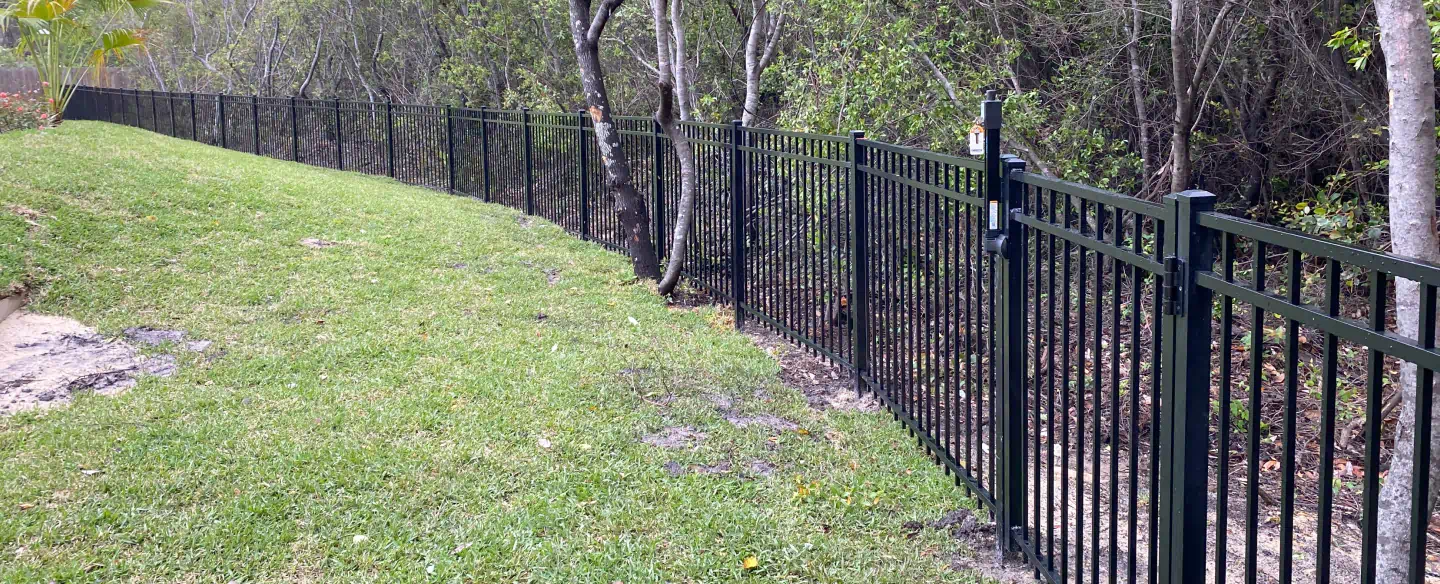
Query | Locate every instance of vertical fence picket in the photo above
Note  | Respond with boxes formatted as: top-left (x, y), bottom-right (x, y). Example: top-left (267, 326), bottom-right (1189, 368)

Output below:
top-left (522, 107), bottom-right (534, 215)
top-left (190, 93), bottom-right (198, 142)
top-left (579, 112), bottom-right (590, 239)
top-left (252, 94), bottom-right (260, 155)
top-left (653, 119), bottom-right (665, 254)
top-left (446, 105), bottom-right (456, 194)
top-left (849, 130), bottom-right (869, 394)
top-left (334, 98), bottom-right (343, 170)
top-left (218, 95), bottom-right (227, 148)
top-left (386, 99), bottom-right (396, 178)
top-left (480, 106), bottom-right (491, 202)
top-left (290, 96), bottom-right (299, 162)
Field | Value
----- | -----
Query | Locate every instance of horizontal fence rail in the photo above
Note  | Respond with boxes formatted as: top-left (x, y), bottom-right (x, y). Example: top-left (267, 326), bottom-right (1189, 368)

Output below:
top-left (64, 86), bottom-right (1440, 584)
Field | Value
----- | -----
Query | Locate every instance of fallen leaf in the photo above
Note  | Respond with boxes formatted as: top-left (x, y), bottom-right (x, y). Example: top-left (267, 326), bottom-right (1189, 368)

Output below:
top-left (742, 556), bottom-right (759, 570)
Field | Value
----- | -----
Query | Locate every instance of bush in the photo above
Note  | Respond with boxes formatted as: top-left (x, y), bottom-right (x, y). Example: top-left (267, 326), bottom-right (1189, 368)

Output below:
top-left (0, 89), bottom-right (54, 133)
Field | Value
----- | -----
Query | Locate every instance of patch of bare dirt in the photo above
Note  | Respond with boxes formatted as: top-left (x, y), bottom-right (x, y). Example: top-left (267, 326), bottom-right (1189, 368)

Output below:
top-left (0, 312), bottom-right (177, 415)
top-left (299, 238), bottom-right (337, 248)
top-left (6, 204), bottom-right (48, 232)
top-left (720, 410), bottom-right (800, 431)
top-left (641, 426), bottom-right (706, 449)
top-left (747, 459), bottom-right (777, 477)
top-left (747, 328), bottom-right (877, 412)
top-left (124, 327), bottom-right (213, 352)
top-left (940, 512), bottom-right (1038, 583)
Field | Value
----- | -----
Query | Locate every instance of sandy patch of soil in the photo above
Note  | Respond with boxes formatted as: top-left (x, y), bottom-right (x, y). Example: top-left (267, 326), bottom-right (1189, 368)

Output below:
top-left (0, 312), bottom-right (177, 415)
top-left (641, 426), bottom-right (707, 449)
top-left (746, 328), bottom-right (877, 412)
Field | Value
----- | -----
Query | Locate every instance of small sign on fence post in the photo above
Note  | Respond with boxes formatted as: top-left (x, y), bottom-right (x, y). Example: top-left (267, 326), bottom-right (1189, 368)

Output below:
top-left (967, 121), bottom-right (984, 157)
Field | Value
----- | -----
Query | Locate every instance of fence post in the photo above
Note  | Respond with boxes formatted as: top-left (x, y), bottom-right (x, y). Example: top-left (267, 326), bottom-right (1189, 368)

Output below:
top-left (998, 152), bottom-right (1029, 556)
top-left (979, 89), bottom-right (1032, 554)
top-left (1158, 190), bottom-right (1216, 584)
top-left (150, 90), bottom-right (158, 130)
top-left (446, 105), bottom-right (456, 194)
top-left (479, 106), bottom-right (491, 203)
top-left (334, 98), bottom-right (344, 170)
top-left (578, 111), bottom-right (591, 239)
top-left (252, 94), bottom-right (261, 155)
top-left (190, 93), bottom-right (198, 142)
top-left (730, 120), bottom-right (747, 330)
top-left (386, 99), bottom-right (396, 178)
top-left (849, 130), bottom-right (869, 394)
top-left (522, 107), bottom-right (535, 215)
top-left (218, 95), bottom-right (227, 149)
top-left (652, 119), bottom-right (666, 256)
top-left (168, 92), bottom-right (176, 136)
top-left (290, 96), bottom-right (299, 162)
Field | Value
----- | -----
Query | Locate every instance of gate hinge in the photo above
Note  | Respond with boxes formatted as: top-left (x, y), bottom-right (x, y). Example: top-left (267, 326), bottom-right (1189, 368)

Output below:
top-left (1162, 256), bottom-right (1183, 316)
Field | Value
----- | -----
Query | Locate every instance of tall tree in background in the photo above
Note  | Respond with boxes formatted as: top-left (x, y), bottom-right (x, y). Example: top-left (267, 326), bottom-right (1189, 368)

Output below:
top-left (651, 0), bottom-right (700, 295)
top-left (1371, 0), bottom-right (1440, 579)
top-left (569, 0), bottom-right (662, 280)
top-left (740, 0), bottom-right (781, 126)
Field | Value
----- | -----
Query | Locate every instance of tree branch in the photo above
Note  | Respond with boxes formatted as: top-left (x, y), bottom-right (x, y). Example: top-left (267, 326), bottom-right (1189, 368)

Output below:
top-left (587, 0), bottom-right (626, 45)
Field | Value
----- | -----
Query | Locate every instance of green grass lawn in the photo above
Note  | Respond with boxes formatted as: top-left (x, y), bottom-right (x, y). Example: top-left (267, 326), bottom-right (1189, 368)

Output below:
top-left (0, 122), bottom-right (981, 583)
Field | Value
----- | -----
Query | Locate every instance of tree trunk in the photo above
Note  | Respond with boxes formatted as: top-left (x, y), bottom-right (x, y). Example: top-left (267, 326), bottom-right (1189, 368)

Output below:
top-left (1373, 0), bottom-right (1440, 581)
top-left (653, 0), bottom-right (700, 296)
top-left (569, 0), bottom-right (662, 281)
top-left (1168, 0), bottom-right (1193, 193)
top-left (1240, 64), bottom-right (1282, 210)
top-left (1124, 0), bottom-right (1152, 191)
top-left (670, 0), bottom-right (695, 121)
top-left (741, 0), bottom-right (781, 127)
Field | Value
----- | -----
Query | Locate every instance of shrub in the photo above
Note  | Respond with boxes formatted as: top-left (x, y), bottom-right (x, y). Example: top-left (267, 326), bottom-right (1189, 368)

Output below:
top-left (0, 89), bottom-right (54, 133)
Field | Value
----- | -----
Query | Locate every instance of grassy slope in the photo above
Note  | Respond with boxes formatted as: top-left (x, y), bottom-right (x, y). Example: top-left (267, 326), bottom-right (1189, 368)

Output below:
top-left (0, 122), bottom-right (979, 583)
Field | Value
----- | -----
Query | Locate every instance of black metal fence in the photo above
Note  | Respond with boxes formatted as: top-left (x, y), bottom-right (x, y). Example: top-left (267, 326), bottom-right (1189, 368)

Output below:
top-left (65, 86), bottom-right (1440, 584)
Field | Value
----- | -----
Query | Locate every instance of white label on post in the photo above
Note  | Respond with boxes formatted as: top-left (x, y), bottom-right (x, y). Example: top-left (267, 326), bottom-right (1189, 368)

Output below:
top-left (988, 201), bottom-right (999, 230)
top-left (968, 124), bottom-right (985, 156)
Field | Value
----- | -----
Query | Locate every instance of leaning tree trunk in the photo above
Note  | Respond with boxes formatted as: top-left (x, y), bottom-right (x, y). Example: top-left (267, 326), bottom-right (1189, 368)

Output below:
top-left (1373, 0), bottom-right (1440, 581)
top-left (569, 0), bottom-right (662, 281)
top-left (652, 0), bottom-right (700, 296)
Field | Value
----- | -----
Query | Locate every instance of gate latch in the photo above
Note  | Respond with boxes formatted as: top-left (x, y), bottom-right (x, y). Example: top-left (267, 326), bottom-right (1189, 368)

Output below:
top-left (1162, 256), bottom-right (1183, 316)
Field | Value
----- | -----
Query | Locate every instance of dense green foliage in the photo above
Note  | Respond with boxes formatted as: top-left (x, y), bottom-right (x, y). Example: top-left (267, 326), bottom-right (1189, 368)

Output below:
top-left (43, 0), bottom-right (1440, 245)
